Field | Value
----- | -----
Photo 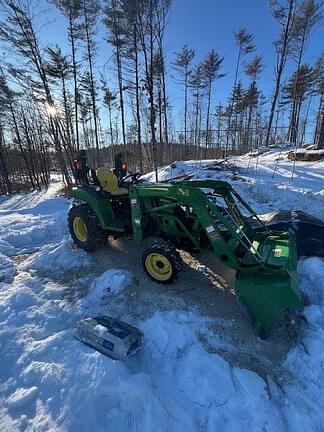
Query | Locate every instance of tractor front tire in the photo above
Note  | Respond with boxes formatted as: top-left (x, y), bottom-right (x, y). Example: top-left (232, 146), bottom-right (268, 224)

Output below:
top-left (142, 241), bottom-right (183, 284)
top-left (68, 205), bottom-right (107, 252)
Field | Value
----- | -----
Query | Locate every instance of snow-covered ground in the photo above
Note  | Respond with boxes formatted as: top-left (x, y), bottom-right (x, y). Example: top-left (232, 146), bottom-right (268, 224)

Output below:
top-left (143, 150), bottom-right (324, 219)
top-left (0, 151), bottom-right (324, 431)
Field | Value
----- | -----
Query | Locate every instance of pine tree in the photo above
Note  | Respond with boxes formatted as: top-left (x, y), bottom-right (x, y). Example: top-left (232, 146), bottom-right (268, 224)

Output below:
top-left (231, 81), bottom-right (245, 149)
top-left (154, 0), bottom-right (172, 158)
top-left (172, 45), bottom-right (195, 146)
top-left (80, 71), bottom-right (100, 160)
top-left (288, 0), bottom-right (321, 143)
top-left (189, 64), bottom-right (206, 148)
top-left (45, 46), bottom-right (74, 158)
top-left (52, 0), bottom-right (83, 151)
top-left (122, 0), bottom-right (144, 170)
top-left (265, 0), bottom-right (297, 146)
top-left (101, 78), bottom-right (118, 148)
top-left (0, 0), bottom-right (71, 185)
top-left (81, 0), bottom-right (101, 164)
top-left (226, 27), bottom-right (255, 149)
top-left (202, 50), bottom-right (225, 156)
top-left (281, 64), bottom-right (315, 143)
top-left (136, 0), bottom-right (160, 178)
top-left (104, 0), bottom-right (128, 148)
top-left (243, 55), bottom-right (263, 150)
top-left (313, 54), bottom-right (324, 148)
top-left (0, 73), bottom-right (12, 193)
top-left (214, 103), bottom-right (225, 146)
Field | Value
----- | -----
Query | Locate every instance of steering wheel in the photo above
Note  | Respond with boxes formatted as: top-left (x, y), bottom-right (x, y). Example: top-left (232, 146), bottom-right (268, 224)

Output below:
top-left (120, 172), bottom-right (142, 184)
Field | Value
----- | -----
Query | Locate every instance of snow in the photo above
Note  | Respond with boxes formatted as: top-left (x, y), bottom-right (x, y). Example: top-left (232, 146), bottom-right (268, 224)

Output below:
top-left (294, 148), bottom-right (324, 155)
top-left (23, 238), bottom-right (92, 276)
top-left (0, 239), bottom-right (16, 256)
top-left (0, 179), bottom-right (70, 254)
top-left (0, 155), bottom-right (324, 431)
top-left (143, 151), bottom-right (324, 219)
top-left (80, 269), bottom-right (133, 308)
top-left (6, 386), bottom-right (38, 410)
top-left (0, 253), bottom-right (15, 283)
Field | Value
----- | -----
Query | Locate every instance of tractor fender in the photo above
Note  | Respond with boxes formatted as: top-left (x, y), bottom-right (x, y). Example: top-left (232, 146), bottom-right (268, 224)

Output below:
top-left (70, 186), bottom-right (115, 230)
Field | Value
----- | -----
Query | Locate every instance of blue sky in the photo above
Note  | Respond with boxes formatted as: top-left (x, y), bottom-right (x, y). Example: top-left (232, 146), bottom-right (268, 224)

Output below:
top-left (43, 0), bottom-right (323, 123)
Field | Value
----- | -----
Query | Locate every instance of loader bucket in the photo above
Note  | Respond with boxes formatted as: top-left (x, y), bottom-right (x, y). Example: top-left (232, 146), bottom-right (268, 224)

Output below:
top-left (235, 232), bottom-right (304, 337)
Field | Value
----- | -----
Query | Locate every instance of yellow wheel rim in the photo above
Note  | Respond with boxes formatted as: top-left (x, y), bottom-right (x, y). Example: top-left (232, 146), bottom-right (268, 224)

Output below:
top-left (73, 217), bottom-right (88, 242)
top-left (145, 253), bottom-right (172, 281)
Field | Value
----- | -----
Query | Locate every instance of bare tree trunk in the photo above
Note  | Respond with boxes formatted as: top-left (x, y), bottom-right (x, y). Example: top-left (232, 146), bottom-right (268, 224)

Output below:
top-left (133, 23), bottom-right (143, 172)
top-left (61, 73), bottom-right (74, 161)
top-left (108, 103), bottom-right (114, 147)
top-left (300, 94), bottom-right (312, 144)
top-left (159, 47), bottom-right (169, 160)
top-left (9, 104), bottom-right (35, 188)
top-left (194, 91), bottom-right (200, 149)
top-left (149, 0), bottom-right (158, 180)
top-left (246, 104), bottom-right (254, 152)
top-left (314, 93), bottom-right (324, 144)
top-left (21, 109), bottom-right (40, 189)
top-left (158, 87), bottom-right (163, 146)
top-left (226, 46), bottom-right (241, 149)
top-left (138, 0), bottom-right (157, 179)
top-left (111, 1), bottom-right (127, 148)
top-left (83, 1), bottom-right (100, 165)
top-left (68, 11), bottom-right (80, 151)
top-left (205, 80), bottom-right (212, 158)
top-left (317, 108), bottom-right (324, 149)
top-left (184, 71), bottom-right (188, 145)
top-left (0, 124), bottom-right (12, 194)
top-left (265, 0), bottom-right (295, 146)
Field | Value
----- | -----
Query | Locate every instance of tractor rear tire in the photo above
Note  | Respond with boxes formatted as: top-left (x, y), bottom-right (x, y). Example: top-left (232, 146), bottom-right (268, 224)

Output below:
top-left (68, 205), bottom-right (107, 252)
top-left (142, 241), bottom-right (183, 284)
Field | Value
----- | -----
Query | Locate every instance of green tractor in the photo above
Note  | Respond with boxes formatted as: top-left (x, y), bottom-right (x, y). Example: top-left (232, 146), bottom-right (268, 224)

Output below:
top-left (68, 152), bottom-right (304, 338)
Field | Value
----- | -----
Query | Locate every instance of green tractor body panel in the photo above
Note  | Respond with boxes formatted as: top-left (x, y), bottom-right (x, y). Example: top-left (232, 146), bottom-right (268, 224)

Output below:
top-left (71, 186), bottom-right (118, 231)
top-left (70, 177), bottom-right (304, 335)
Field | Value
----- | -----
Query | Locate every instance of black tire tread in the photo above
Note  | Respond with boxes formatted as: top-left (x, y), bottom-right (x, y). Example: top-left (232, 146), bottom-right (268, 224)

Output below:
top-left (142, 240), bottom-right (183, 284)
top-left (68, 204), bottom-right (107, 251)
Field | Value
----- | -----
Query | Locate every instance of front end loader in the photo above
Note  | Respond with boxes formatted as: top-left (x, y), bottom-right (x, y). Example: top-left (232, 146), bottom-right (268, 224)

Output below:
top-left (68, 159), bottom-right (304, 337)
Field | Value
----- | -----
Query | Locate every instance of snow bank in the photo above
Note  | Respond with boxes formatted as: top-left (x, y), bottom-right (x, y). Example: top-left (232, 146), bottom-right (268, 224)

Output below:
top-left (0, 239), bottom-right (16, 256)
top-left (0, 253), bottom-right (15, 283)
top-left (141, 159), bottom-right (222, 182)
top-left (139, 311), bottom-right (282, 431)
top-left (143, 151), bottom-right (324, 219)
top-left (0, 194), bottom-right (70, 253)
top-left (0, 291), bottom-right (282, 432)
top-left (23, 238), bottom-right (92, 276)
top-left (80, 269), bottom-right (133, 308)
top-left (281, 257), bottom-right (324, 431)
top-left (6, 386), bottom-right (38, 410)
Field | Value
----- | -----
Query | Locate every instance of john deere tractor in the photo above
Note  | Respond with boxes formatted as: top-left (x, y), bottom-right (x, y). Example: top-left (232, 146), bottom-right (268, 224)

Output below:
top-left (68, 152), bottom-right (304, 337)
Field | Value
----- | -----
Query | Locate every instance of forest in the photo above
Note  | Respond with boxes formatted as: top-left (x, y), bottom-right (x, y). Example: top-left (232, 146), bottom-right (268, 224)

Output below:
top-left (0, 0), bottom-right (323, 193)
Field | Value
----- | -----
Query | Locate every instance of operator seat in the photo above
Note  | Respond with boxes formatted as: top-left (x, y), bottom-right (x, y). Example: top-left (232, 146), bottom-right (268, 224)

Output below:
top-left (96, 168), bottom-right (128, 196)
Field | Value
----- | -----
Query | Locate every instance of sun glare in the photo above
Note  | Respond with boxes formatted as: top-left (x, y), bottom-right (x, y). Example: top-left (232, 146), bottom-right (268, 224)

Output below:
top-left (45, 103), bottom-right (58, 117)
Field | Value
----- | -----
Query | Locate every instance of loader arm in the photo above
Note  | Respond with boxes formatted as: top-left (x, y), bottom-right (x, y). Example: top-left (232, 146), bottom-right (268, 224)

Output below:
top-left (130, 180), bottom-right (303, 336)
top-left (130, 180), bottom-right (261, 270)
